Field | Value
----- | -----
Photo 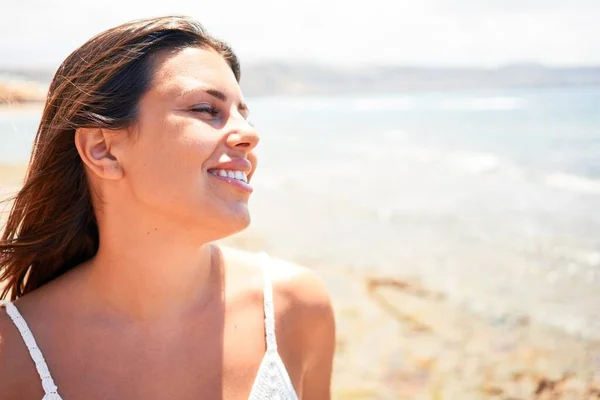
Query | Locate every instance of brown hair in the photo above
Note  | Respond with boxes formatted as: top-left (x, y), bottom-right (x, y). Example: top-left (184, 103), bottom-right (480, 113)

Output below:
top-left (0, 16), bottom-right (240, 300)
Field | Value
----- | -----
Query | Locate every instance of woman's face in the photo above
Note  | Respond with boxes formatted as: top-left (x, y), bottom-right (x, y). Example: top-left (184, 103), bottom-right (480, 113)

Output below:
top-left (119, 46), bottom-right (259, 239)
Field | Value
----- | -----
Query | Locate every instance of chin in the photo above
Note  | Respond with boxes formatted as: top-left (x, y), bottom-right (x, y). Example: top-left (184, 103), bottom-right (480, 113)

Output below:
top-left (224, 211), bottom-right (252, 235)
top-left (205, 205), bottom-right (252, 241)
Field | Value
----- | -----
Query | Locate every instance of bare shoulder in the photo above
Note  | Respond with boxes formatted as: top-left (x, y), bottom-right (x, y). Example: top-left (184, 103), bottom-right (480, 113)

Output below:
top-left (219, 245), bottom-right (334, 314)
top-left (263, 255), bottom-right (336, 397)
top-left (265, 255), bottom-right (336, 351)
top-left (219, 245), bottom-right (336, 351)
top-left (267, 255), bottom-right (334, 314)
top-left (214, 246), bottom-right (336, 396)
top-left (0, 302), bottom-right (43, 399)
top-left (0, 303), bottom-right (19, 395)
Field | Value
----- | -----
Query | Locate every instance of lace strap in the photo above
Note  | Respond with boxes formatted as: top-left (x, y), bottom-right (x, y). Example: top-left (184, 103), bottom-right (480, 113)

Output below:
top-left (259, 253), bottom-right (278, 352)
top-left (0, 301), bottom-right (61, 397)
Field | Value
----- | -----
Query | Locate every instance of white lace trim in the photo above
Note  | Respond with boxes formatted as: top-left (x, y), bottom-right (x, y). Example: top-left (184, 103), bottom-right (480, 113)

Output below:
top-left (260, 253), bottom-right (278, 353)
top-left (247, 351), bottom-right (299, 399)
top-left (248, 253), bottom-right (299, 399)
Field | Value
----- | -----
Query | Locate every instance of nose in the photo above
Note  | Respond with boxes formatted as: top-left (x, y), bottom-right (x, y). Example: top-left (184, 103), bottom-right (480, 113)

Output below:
top-left (225, 115), bottom-right (259, 151)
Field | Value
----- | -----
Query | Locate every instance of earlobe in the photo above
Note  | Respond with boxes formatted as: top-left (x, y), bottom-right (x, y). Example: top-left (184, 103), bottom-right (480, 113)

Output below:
top-left (75, 127), bottom-right (124, 180)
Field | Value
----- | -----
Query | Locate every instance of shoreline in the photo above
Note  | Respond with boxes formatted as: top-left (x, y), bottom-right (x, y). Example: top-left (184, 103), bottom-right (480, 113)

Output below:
top-left (0, 101), bottom-right (44, 116)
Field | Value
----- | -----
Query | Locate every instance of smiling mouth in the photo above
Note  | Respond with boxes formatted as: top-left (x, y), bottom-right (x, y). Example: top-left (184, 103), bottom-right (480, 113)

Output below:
top-left (208, 169), bottom-right (249, 184)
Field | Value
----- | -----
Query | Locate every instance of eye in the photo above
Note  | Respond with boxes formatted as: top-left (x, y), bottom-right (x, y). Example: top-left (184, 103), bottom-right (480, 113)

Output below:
top-left (190, 104), bottom-right (220, 117)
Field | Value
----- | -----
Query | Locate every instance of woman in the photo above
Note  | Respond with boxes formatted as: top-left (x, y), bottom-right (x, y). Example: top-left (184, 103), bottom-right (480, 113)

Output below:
top-left (0, 16), bottom-right (335, 399)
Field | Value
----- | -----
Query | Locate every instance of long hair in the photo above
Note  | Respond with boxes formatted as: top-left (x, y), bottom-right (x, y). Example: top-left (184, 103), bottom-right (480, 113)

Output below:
top-left (0, 16), bottom-right (240, 300)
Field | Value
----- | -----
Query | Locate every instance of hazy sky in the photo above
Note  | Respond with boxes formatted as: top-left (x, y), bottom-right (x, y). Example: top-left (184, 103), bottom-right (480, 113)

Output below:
top-left (1, 0), bottom-right (599, 69)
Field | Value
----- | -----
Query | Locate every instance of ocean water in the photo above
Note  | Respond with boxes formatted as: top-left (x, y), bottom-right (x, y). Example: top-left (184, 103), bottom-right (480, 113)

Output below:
top-left (1, 86), bottom-right (600, 339)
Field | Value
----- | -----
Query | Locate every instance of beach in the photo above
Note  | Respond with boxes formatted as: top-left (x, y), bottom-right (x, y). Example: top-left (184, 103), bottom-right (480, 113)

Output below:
top-left (2, 87), bottom-right (600, 399)
top-left (1, 166), bottom-right (598, 400)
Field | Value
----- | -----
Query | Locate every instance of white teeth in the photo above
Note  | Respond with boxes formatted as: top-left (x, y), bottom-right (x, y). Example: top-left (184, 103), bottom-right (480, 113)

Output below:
top-left (211, 169), bottom-right (249, 184)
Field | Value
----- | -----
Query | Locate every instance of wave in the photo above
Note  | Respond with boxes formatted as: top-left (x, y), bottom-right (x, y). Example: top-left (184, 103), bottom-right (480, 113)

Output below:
top-left (449, 150), bottom-right (502, 174)
top-left (351, 97), bottom-right (416, 111)
top-left (285, 96), bottom-right (418, 111)
top-left (543, 172), bottom-right (600, 194)
top-left (438, 96), bottom-right (526, 111)
top-left (273, 95), bottom-right (527, 113)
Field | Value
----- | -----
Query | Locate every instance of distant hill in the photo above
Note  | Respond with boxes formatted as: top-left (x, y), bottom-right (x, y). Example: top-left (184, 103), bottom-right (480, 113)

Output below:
top-left (239, 63), bottom-right (600, 96)
top-left (1, 63), bottom-right (600, 100)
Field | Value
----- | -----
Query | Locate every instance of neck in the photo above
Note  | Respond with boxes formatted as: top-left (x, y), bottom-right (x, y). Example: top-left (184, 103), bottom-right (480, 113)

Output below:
top-left (82, 205), bottom-right (224, 322)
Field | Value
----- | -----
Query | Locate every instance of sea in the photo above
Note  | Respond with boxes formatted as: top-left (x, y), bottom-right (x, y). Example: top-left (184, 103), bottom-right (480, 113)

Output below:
top-left (1, 86), bottom-right (599, 340)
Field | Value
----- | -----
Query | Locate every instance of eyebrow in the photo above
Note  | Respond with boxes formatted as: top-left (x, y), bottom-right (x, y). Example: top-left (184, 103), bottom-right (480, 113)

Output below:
top-left (184, 86), bottom-right (249, 113)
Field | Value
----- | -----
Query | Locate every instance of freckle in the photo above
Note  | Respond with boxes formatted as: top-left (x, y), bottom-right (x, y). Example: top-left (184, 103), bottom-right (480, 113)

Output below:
top-left (147, 231), bottom-right (150, 235)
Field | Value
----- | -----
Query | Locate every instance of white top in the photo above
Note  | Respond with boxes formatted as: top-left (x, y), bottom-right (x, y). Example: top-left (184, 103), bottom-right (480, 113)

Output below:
top-left (0, 253), bottom-right (298, 400)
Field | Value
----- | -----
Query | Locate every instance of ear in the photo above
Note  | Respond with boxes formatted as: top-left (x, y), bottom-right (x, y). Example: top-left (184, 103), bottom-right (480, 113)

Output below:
top-left (74, 127), bottom-right (125, 180)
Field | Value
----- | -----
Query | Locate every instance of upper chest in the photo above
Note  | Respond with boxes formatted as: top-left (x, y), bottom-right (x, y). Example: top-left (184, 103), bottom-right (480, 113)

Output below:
top-left (6, 295), bottom-right (299, 400)
top-left (52, 312), bottom-right (264, 399)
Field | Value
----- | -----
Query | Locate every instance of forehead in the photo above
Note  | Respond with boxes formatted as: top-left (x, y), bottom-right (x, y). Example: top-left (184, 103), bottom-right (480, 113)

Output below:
top-left (149, 46), bottom-right (241, 98)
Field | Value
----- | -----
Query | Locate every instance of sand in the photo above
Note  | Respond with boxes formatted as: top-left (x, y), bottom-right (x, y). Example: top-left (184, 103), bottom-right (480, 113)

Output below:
top-left (0, 80), bottom-right (47, 104)
top-left (2, 166), bottom-right (599, 399)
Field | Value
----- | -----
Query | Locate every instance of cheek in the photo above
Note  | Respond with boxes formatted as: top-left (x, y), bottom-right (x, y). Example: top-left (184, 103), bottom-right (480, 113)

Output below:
top-left (126, 121), bottom-right (216, 210)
